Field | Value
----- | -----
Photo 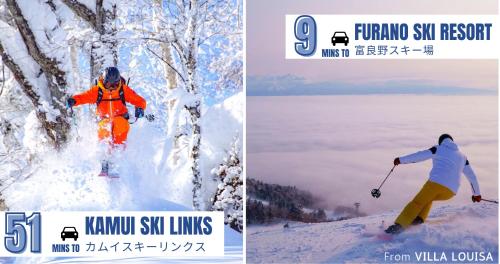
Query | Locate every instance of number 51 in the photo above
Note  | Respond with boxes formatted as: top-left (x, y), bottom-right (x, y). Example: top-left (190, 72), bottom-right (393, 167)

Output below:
top-left (5, 212), bottom-right (41, 253)
top-left (294, 15), bottom-right (317, 56)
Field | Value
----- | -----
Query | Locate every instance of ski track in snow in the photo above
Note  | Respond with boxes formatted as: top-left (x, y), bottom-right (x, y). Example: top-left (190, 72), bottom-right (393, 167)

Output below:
top-left (247, 203), bottom-right (498, 263)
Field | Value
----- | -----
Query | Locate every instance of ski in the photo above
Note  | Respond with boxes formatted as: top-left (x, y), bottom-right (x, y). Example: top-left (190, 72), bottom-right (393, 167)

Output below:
top-left (107, 173), bottom-right (120, 179)
top-left (98, 160), bottom-right (119, 178)
top-left (98, 172), bottom-right (120, 178)
top-left (362, 230), bottom-right (395, 241)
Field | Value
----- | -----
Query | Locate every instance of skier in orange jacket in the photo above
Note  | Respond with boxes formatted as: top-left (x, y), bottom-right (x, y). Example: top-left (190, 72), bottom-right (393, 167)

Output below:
top-left (66, 67), bottom-right (146, 175)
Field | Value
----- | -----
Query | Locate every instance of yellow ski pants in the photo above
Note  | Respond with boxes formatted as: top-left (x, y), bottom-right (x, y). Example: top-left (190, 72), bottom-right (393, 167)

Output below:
top-left (395, 180), bottom-right (454, 228)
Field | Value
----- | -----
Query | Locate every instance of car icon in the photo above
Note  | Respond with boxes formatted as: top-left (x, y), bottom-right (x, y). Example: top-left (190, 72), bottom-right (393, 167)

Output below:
top-left (332, 31), bottom-right (349, 46)
top-left (61, 227), bottom-right (78, 241)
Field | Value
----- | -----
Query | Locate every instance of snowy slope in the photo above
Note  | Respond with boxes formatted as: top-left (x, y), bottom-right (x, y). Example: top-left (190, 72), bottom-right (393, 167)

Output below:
top-left (4, 93), bottom-right (243, 210)
top-left (247, 203), bottom-right (498, 263)
top-left (2, 94), bottom-right (242, 263)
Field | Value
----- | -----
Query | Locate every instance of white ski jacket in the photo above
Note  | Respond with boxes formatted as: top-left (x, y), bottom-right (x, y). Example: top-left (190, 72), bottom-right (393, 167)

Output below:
top-left (399, 138), bottom-right (481, 195)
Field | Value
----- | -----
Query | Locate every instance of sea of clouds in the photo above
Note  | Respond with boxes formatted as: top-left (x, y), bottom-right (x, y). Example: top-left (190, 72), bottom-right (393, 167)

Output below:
top-left (247, 95), bottom-right (498, 214)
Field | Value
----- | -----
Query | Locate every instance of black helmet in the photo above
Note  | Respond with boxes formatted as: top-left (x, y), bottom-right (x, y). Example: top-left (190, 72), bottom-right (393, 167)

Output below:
top-left (438, 134), bottom-right (453, 145)
top-left (103, 67), bottom-right (120, 85)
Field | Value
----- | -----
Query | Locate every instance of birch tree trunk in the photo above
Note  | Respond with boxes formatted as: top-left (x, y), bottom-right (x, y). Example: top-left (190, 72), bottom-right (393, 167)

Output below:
top-left (185, 0), bottom-right (203, 210)
top-left (152, 0), bottom-right (182, 165)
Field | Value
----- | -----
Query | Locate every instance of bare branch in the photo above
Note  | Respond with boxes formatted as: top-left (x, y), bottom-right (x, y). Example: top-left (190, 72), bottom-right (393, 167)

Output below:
top-left (146, 45), bottom-right (186, 84)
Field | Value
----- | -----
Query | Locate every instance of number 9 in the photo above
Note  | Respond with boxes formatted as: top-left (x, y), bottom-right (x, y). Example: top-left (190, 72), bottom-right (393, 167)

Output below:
top-left (294, 15), bottom-right (317, 56)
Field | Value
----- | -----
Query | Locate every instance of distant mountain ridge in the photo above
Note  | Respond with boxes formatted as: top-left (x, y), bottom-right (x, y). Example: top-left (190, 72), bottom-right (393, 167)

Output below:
top-left (247, 75), bottom-right (496, 96)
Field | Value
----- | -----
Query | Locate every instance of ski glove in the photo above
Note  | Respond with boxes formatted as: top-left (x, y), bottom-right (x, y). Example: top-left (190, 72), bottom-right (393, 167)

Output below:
top-left (66, 97), bottom-right (76, 108)
top-left (135, 107), bottom-right (144, 118)
top-left (472, 195), bottom-right (481, 203)
top-left (393, 157), bottom-right (401, 166)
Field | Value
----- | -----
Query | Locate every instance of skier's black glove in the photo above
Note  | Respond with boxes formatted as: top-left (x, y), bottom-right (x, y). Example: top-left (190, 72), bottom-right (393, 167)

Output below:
top-left (472, 195), bottom-right (481, 203)
top-left (135, 107), bottom-right (144, 118)
top-left (393, 157), bottom-right (401, 166)
top-left (66, 97), bottom-right (76, 108)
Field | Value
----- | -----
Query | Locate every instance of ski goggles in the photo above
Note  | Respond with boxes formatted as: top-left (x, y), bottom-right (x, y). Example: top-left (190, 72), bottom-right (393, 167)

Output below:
top-left (104, 80), bottom-right (120, 90)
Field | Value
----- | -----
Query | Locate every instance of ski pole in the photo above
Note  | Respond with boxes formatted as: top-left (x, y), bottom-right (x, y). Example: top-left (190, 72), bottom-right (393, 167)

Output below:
top-left (481, 198), bottom-right (498, 204)
top-left (371, 165), bottom-right (396, 198)
top-left (128, 117), bottom-right (138, 124)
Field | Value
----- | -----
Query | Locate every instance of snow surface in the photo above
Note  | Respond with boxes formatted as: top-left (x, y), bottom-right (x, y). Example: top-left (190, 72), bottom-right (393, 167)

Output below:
top-left (201, 92), bottom-right (243, 205)
top-left (2, 93), bottom-right (243, 263)
top-left (247, 203), bottom-right (498, 263)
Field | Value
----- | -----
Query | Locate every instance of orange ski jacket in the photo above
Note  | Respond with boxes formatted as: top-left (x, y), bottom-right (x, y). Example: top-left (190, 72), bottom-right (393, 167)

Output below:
top-left (72, 78), bottom-right (146, 119)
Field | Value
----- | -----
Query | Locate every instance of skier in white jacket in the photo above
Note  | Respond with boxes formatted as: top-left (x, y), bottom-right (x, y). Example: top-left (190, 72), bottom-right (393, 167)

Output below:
top-left (385, 134), bottom-right (482, 234)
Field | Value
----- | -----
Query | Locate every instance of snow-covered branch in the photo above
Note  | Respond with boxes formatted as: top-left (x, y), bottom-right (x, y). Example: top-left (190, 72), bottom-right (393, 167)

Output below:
top-left (60, 0), bottom-right (97, 30)
top-left (0, 42), bottom-right (65, 147)
top-left (6, 0), bottom-right (67, 87)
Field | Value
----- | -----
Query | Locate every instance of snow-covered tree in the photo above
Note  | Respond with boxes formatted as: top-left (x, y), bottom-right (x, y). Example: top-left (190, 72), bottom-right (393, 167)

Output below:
top-left (61, 0), bottom-right (118, 83)
top-left (211, 138), bottom-right (243, 232)
top-left (0, 0), bottom-right (124, 149)
top-left (0, 0), bottom-right (243, 218)
top-left (131, 0), bottom-right (243, 210)
top-left (0, 0), bottom-right (73, 149)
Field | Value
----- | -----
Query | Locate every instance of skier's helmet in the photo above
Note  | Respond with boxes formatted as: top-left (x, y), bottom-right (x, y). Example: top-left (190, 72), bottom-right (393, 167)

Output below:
top-left (103, 67), bottom-right (121, 89)
top-left (438, 134), bottom-right (453, 145)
